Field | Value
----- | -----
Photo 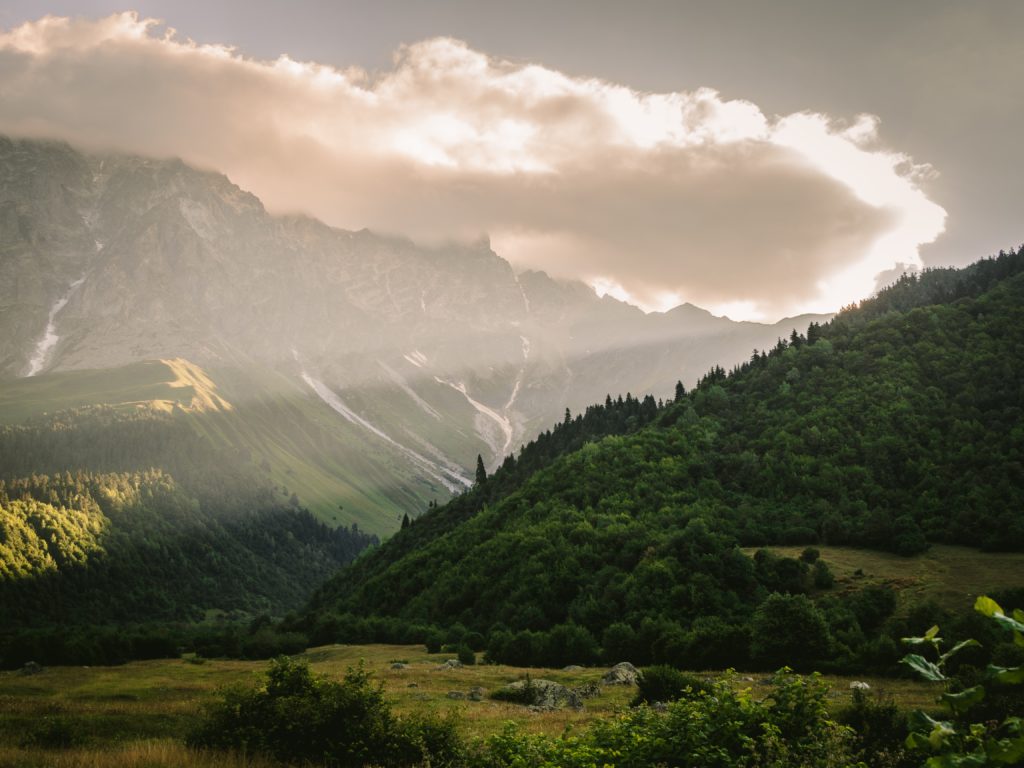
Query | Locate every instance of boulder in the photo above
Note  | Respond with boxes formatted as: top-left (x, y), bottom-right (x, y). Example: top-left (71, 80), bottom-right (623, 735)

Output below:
top-left (437, 659), bottom-right (463, 670)
top-left (499, 678), bottom-right (583, 711)
top-left (18, 661), bottom-right (43, 676)
top-left (571, 681), bottom-right (601, 699)
top-left (849, 681), bottom-right (871, 690)
top-left (446, 691), bottom-right (466, 700)
top-left (390, 662), bottom-right (409, 669)
top-left (468, 686), bottom-right (487, 702)
top-left (602, 661), bottom-right (638, 686)
top-left (562, 664), bottom-right (584, 672)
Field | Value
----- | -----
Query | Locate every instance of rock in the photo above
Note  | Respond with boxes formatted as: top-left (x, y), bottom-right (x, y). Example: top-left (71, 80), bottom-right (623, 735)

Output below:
top-left (468, 686), bottom-right (487, 702)
top-left (407, 683), bottom-right (419, 688)
top-left (390, 662), bottom-right (409, 669)
top-left (739, 676), bottom-right (755, 682)
top-left (446, 691), bottom-right (466, 700)
top-left (602, 661), bottom-right (638, 686)
top-left (651, 701), bottom-right (669, 712)
top-left (562, 664), bottom-right (584, 672)
top-left (437, 659), bottom-right (463, 670)
top-left (571, 682), bottom-right (601, 699)
top-left (849, 681), bottom-right (871, 690)
top-left (18, 661), bottom-right (43, 676)
top-left (500, 679), bottom-right (584, 711)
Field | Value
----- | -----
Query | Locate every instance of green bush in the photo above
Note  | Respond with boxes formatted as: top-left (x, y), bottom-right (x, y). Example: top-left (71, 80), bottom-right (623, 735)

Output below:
top-left (838, 689), bottom-right (913, 768)
top-left (632, 665), bottom-right (705, 706)
top-left (188, 656), bottom-right (463, 767)
top-left (458, 644), bottom-right (476, 666)
top-left (19, 716), bottom-right (88, 750)
top-left (474, 671), bottom-right (858, 767)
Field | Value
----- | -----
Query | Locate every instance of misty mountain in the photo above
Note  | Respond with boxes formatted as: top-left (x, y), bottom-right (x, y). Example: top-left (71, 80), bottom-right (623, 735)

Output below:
top-left (0, 135), bottom-right (829, 531)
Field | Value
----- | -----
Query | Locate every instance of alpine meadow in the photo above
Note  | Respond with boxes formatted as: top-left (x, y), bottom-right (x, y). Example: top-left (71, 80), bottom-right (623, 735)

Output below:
top-left (1, 3), bottom-right (1022, 767)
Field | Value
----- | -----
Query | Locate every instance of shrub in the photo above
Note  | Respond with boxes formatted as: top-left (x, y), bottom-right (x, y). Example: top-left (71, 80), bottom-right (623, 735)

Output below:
top-left (188, 656), bottom-right (463, 767)
top-left (424, 629), bottom-right (444, 654)
top-left (838, 689), bottom-right (913, 768)
top-left (19, 716), bottom-right (88, 749)
top-left (751, 592), bottom-right (832, 670)
top-left (474, 672), bottom-right (857, 767)
top-left (800, 547), bottom-right (821, 563)
top-left (458, 644), bottom-right (476, 666)
top-left (632, 665), bottom-right (705, 706)
top-left (814, 559), bottom-right (836, 589)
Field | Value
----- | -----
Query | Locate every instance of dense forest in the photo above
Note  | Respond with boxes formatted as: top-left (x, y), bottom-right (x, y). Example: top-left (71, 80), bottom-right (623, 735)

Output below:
top-left (296, 247), bottom-right (1024, 671)
top-left (0, 405), bottom-right (376, 666)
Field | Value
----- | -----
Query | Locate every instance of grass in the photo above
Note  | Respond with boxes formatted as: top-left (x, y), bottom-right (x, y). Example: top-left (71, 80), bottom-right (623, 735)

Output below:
top-left (744, 544), bottom-right (1024, 612)
top-left (0, 361), bottom-right (197, 423)
top-left (0, 642), bottom-right (943, 768)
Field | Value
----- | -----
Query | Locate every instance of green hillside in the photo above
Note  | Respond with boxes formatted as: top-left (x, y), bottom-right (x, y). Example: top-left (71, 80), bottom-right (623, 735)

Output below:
top-left (0, 359), bottom-right (457, 535)
top-left (299, 247), bottom-right (1024, 674)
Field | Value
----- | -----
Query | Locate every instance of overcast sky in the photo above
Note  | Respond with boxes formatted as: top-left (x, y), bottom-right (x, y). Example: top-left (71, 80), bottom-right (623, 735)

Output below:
top-left (0, 1), bottom-right (1020, 320)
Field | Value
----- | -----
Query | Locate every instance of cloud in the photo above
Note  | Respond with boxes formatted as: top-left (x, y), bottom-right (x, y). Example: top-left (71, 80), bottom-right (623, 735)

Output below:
top-left (0, 13), bottom-right (946, 320)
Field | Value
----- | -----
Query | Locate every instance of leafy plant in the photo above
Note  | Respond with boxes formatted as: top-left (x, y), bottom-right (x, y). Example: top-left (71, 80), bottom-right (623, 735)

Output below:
top-left (900, 596), bottom-right (1024, 766)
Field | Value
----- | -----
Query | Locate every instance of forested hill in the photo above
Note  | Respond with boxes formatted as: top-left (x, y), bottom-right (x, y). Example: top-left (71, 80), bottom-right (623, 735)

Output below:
top-left (298, 247), bottom-right (1024, 668)
top-left (0, 406), bottom-right (377, 629)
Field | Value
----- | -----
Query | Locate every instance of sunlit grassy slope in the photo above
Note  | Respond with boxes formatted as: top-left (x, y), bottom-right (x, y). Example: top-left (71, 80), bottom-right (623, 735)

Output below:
top-left (0, 643), bottom-right (940, 767)
top-left (746, 545), bottom-right (1024, 612)
top-left (0, 360), bottom-right (459, 536)
top-left (0, 361), bottom-right (199, 422)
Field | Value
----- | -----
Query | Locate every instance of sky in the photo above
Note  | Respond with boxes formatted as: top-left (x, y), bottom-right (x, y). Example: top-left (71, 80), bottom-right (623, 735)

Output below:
top-left (0, 1), bottom-right (1020, 321)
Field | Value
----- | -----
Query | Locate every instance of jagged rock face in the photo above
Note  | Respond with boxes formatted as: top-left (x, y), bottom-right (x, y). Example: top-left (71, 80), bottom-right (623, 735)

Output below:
top-left (0, 136), bottom-right (830, 485)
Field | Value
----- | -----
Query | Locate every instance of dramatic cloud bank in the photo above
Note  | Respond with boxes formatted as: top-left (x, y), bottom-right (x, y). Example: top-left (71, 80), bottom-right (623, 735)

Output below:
top-left (0, 13), bottom-right (946, 319)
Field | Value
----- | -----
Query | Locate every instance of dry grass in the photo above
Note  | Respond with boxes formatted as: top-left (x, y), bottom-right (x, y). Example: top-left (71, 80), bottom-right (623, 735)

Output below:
top-left (0, 740), bottom-right (275, 767)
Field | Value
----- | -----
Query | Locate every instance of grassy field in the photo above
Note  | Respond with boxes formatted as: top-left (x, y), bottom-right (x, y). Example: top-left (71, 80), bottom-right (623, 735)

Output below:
top-left (745, 544), bottom-right (1024, 613)
top-left (0, 643), bottom-right (942, 766)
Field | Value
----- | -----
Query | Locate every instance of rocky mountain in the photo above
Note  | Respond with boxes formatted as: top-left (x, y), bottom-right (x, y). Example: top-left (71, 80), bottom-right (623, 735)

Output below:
top-left (0, 135), bottom-right (829, 532)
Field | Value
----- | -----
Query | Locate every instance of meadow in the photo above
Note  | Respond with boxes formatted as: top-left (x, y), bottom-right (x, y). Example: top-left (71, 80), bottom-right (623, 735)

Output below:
top-left (0, 642), bottom-right (942, 767)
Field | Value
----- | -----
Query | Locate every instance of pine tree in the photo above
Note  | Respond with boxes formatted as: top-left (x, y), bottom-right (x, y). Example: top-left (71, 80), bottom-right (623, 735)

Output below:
top-left (401, 513), bottom-right (410, 530)
top-left (475, 454), bottom-right (487, 486)
top-left (675, 380), bottom-right (686, 401)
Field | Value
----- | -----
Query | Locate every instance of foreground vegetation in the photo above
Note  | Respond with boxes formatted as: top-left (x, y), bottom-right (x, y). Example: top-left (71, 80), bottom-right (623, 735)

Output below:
top-left (6, 595), bottom-right (1021, 767)
top-left (0, 642), bottom-right (942, 767)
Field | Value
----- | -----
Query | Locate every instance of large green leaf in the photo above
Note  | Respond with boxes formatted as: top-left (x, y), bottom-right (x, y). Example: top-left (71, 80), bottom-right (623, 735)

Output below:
top-left (902, 653), bottom-right (947, 682)
top-left (975, 595), bottom-right (1004, 617)
top-left (940, 639), bottom-right (981, 664)
top-left (941, 685), bottom-right (984, 715)
top-left (988, 664), bottom-right (1024, 684)
top-left (985, 732), bottom-right (1024, 764)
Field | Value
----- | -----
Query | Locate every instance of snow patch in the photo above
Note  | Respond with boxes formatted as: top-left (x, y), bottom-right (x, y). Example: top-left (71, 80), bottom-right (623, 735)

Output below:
top-left (436, 377), bottom-right (514, 460)
top-left (300, 369), bottom-right (471, 491)
top-left (25, 277), bottom-right (86, 377)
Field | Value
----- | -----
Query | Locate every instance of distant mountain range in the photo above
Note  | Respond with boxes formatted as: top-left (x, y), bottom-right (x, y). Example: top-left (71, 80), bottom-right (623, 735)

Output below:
top-left (0, 135), bottom-right (829, 533)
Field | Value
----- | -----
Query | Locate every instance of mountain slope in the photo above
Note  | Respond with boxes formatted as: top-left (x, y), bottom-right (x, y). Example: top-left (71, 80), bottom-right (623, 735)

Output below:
top-left (0, 395), bottom-right (378, 628)
top-left (1, 135), bottom-right (831, 532)
top-left (299, 248), bottom-right (1024, 669)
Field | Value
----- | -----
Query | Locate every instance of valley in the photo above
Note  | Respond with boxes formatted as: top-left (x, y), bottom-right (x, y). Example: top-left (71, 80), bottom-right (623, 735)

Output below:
top-left (1, 4), bottom-right (1022, 764)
